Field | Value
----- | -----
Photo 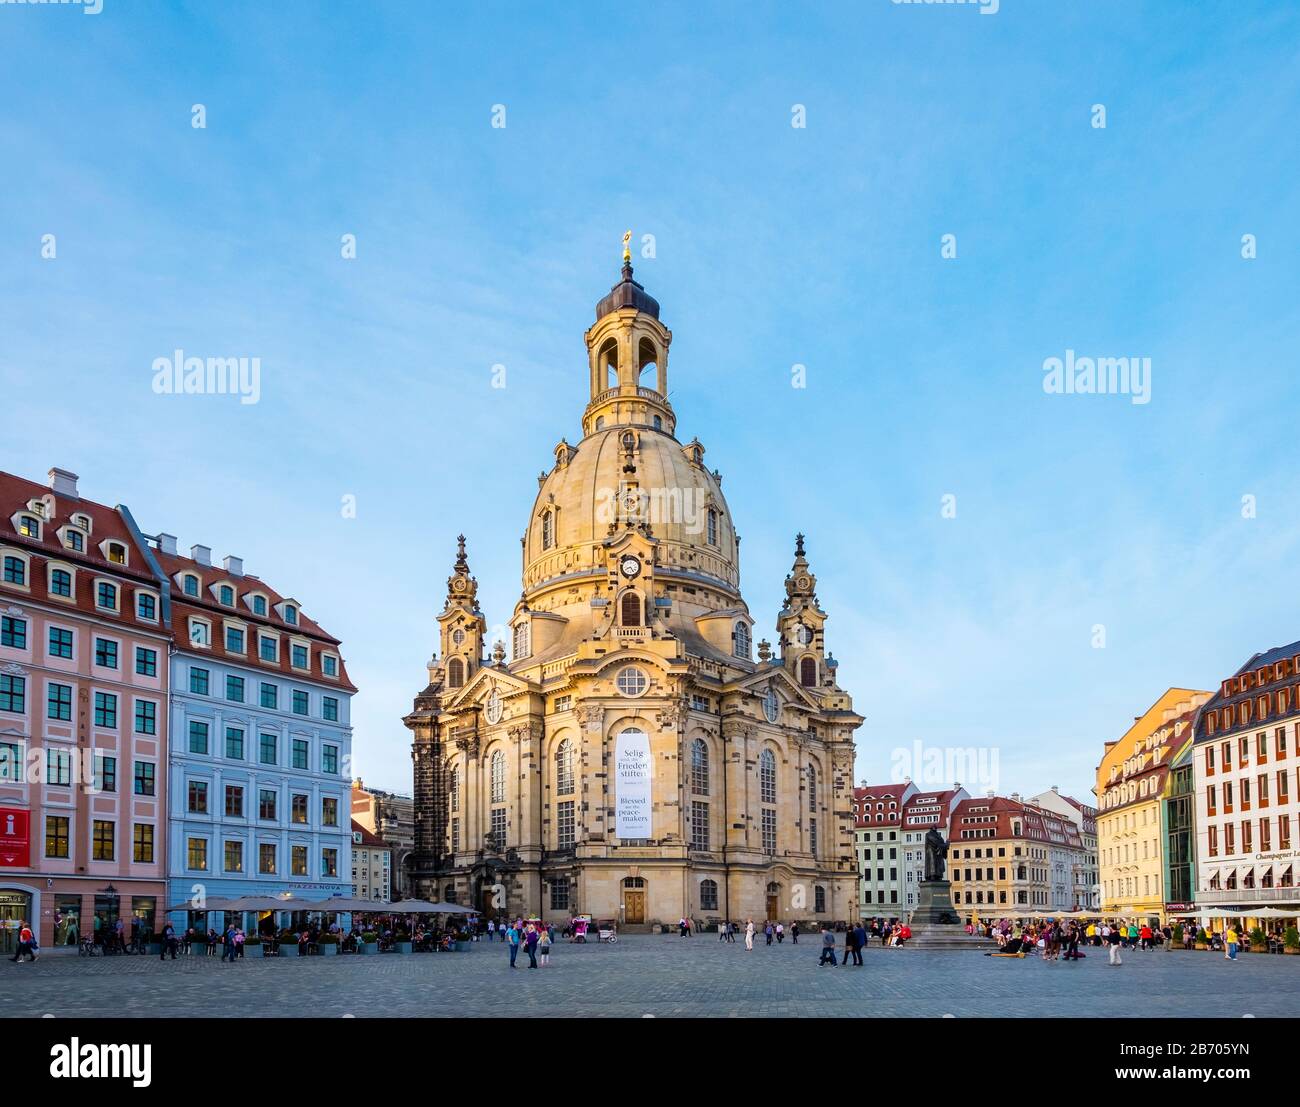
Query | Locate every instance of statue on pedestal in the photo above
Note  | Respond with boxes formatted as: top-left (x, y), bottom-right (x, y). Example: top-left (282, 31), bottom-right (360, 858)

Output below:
top-left (923, 827), bottom-right (949, 882)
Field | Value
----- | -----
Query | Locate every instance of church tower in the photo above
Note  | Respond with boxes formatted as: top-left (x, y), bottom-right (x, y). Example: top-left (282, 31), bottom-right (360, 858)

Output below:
top-left (437, 535), bottom-right (486, 692)
top-left (777, 533), bottom-right (831, 690)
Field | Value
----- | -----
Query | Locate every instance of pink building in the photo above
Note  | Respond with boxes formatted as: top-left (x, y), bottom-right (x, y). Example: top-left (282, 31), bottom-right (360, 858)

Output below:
top-left (0, 468), bottom-right (170, 951)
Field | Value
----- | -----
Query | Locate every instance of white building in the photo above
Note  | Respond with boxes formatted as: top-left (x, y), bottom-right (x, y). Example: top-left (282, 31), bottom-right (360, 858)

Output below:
top-left (351, 819), bottom-right (392, 903)
top-left (1029, 786), bottom-right (1100, 910)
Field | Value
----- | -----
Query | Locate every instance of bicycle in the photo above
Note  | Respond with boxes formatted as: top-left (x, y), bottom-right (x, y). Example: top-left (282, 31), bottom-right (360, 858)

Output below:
top-left (78, 937), bottom-right (99, 957)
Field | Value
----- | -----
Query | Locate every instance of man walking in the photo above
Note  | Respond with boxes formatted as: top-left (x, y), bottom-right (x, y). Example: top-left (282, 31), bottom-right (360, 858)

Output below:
top-left (1107, 923), bottom-right (1123, 966)
top-left (852, 921), bottom-right (867, 965)
top-left (819, 927), bottom-right (837, 965)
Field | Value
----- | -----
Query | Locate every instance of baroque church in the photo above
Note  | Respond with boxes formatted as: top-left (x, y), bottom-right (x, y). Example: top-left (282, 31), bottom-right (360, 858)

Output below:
top-left (404, 251), bottom-right (863, 927)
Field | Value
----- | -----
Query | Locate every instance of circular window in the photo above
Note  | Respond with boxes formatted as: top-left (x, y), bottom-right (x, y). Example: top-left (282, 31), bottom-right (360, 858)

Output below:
top-left (484, 689), bottom-right (503, 725)
top-left (763, 686), bottom-right (779, 724)
top-left (452, 629), bottom-right (466, 646)
top-left (616, 667), bottom-right (648, 697)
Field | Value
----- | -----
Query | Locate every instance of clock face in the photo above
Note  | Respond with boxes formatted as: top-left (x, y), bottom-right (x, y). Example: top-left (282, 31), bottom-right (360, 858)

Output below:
top-left (620, 556), bottom-right (641, 579)
top-left (794, 624), bottom-right (812, 646)
top-left (453, 578), bottom-right (466, 592)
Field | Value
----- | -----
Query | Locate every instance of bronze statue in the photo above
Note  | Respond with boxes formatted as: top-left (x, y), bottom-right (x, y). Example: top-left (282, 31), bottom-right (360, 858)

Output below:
top-left (923, 827), bottom-right (949, 882)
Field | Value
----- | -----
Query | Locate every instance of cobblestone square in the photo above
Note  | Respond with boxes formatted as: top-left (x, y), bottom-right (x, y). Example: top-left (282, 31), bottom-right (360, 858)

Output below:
top-left (6, 936), bottom-right (1298, 1019)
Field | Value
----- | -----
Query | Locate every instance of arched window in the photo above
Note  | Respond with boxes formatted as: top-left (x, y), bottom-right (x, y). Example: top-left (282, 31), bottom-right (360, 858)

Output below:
top-left (760, 749), bottom-right (777, 804)
top-left (447, 658), bottom-right (464, 688)
top-left (490, 749), bottom-right (506, 804)
top-left (449, 765), bottom-right (460, 812)
top-left (734, 621), bottom-right (750, 659)
top-left (806, 764), bottom-right (817, 812)
top-left (700, 878), bottom-right (719, 911)
top-left (814, 885), bottom-right (826, 913)
top-left (541, 511), bottom-right (554, 550)
top-left (620, 591), bottom-right (641, 627)
top-left (555, 738), bottom-right (574, 796)
top-left (653, 415), bottom-right (662, 430)
top-left (707, 508), bottom-right (718, 546)
top-left (691, 738), bottom-right (709, 795)
top-left (595, 416), bottom-right (605, 430)
top-left (513, 622), bottom-right (530, 660)
top-left (799, 656), bottom-right (816, 687)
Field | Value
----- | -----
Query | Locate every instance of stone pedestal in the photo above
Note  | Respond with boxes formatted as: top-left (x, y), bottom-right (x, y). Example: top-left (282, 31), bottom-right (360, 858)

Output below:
top-left (905, 881), bottom-right (979, 951)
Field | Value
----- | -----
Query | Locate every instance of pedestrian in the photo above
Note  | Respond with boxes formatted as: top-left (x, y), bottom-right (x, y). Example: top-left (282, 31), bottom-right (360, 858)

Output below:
top-left (538, 926), bottom-right (552, 967)
top-left (161, 923), bottom-right (177, 960)
top-left (507, 922), bottom-right (520, 968)
top-left (9, 920), bottom-right (35, 963)
top-left (234, 927), bottom-right (245, 959)
top-left (819, 928), bottom-right (837, 966)
top-left (775, 922), bottom-right (784, 944)
top-left (1226, 925), bottom-right (1239, 961)
top-left (487, 918), bottom-right (496, 943)
top-left (842, 923), bottom-right (855, 967)
top-left (765, 921), bottom-right (774, 946)
top-left (524, 923), bottom-right (539, 969)
top-left (679, 917), bottom-right (688, 938)
top-left (744, 919), bottom-right (755, 951)
top-left (852, 922), bottom-right (867, 965)
top-left (791, 921), bottom-right (799, 945)
top-left (1107, 923), bottom-right (1122, 966)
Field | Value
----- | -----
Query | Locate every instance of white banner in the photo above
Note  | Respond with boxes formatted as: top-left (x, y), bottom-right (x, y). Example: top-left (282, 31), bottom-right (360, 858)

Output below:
top-left (615, 728), bottom-right (652, 838)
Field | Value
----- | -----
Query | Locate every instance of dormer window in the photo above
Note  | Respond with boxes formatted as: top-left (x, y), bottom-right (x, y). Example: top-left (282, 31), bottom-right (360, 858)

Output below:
top-left (63, 529), bottom-right (84, 553)
top-left (218, 584), bottom-right (234, 606)
top-left (707, 509), bottom-right (718, 546)
top-left (513, 622), bottom-right (530, 661)
top-left (322, 654), bottom-right (338, 678)
top-left (251, 595), bottom-right (267, 617)
top-left (73, 514), bottom-right (91, 532)
top-left (734, 621), bottom-right (751, 659)
top-left (541, 511), bottom-right (554, 550)
top-left (182, 574), bottom-right (199, 597)
top-left (106, 542), bottom-right (127, 565)
top-left (284, 605), bottom-right (297, 625)
top-left (30, 503), bottom-right (45, 519)
top-left (18, 515), bottom-right (40, 539)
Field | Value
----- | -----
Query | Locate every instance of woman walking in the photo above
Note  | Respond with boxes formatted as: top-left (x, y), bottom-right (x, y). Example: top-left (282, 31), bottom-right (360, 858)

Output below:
top-left (744, 919), bottom-right (755, 951)
top-left (538, 926), bottom-right (552, 967)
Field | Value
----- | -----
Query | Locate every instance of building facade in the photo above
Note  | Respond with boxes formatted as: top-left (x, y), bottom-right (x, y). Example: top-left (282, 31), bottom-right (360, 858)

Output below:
top-left (1029, 786), bottom-right (1100, 910)
top-left (153, 538), bottom-right (356, 930)
top-left (1162, 740), bottom-right (1197, 914)
top-left (404, 258), bottom-right (863, 928)
top-left (1097, 688), bottom-right (1208, 924)
top-left (948, 795), bottom-right (1083, 916)
top-left (1193, 641), bottom-right (1300, 913)
top-left (852, 783), bottom-right (915, 918)
top-left (0, 469), bottom-right (170, 951)
top-left (352, 779), bottom-right (414, 899)
top-left (351, 819), bottom-right (392, 902)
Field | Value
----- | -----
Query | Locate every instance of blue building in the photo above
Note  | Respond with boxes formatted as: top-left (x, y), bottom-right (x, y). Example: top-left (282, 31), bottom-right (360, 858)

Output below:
top-left (145, 537), bottom-right (355, 934)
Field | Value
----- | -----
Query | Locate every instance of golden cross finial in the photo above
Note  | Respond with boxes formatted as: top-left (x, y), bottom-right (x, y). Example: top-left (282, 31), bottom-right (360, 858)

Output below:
top-left (622, 229), bottom-right (632, 263)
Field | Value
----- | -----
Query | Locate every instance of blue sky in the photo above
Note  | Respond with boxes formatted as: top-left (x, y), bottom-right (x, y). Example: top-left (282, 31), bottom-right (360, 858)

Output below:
top-left (2, 0), bottom-right (1297, 801)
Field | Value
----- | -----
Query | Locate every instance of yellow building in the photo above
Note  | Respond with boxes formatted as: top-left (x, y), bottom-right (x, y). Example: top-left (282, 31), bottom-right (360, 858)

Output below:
top-left (403, 255), bottom-right (863, 928)
top-left (1096, 688), bottom-right (1209, 923)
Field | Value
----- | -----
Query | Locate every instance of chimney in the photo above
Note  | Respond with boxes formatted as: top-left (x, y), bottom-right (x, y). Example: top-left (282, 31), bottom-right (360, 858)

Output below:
top-left (154, 533), bottom-right (177, 556)
top-left (223, 555), bottom-right (244, 577)
top-left (1010, 792), bottom-right (1022, 803)
top-left (190, 544), bottom-right (211, 567)
top-left (48, 468), bottom-right (79, 497)
top-left (1052, 785), bottom-right (1059, 793)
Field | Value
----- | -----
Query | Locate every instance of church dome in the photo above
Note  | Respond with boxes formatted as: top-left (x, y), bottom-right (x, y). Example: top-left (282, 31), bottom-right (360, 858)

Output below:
top-left (522, 259), bottom-right (739, 609)
top-left (523, 424), bottom-right (738, 605)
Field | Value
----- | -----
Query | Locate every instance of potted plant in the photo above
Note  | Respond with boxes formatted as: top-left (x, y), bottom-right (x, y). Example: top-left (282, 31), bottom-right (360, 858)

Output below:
top-left (454, 928), bottom-right (473, 952)
top-left (317, 933), bottom-right (339, 956)
top-left (359, 931), bottom-right (378, 954)
top-left (244, 935), bottom-right (263, 958)
top-left (1249, 927), bottom-right (1267, 954)
top-left (1194, 928), bottom-right (1209, 950)
top-left (1170, 924), bottom-right (1183, 949)
top-left (395, 929), bottom-right (413, 955)
top-left (1284, 927), bottom-right (1299, 955)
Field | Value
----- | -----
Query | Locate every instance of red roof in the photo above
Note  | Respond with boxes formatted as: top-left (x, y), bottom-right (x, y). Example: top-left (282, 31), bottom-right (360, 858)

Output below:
top-left (949, 796), bottom-right (1082, 849)
top-left (154, 546), bottom-right (356, 692)
top-left (351, 819), bottom-right (389, 849)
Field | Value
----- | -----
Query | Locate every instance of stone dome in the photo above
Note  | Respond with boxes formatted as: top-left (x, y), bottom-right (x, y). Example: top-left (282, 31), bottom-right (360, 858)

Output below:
top-left (523, 422), bottom-right (738, 605)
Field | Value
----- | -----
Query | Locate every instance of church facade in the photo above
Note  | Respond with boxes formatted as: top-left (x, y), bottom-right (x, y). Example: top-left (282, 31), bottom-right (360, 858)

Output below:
top-left (404, 256), bottom-right (863, 928)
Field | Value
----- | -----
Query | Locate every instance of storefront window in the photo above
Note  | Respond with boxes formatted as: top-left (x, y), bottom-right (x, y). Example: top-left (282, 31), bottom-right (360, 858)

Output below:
top-left (131, 897), bottom-right (157, 938)
top-left (54, 896), bottom-right (81, 946)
